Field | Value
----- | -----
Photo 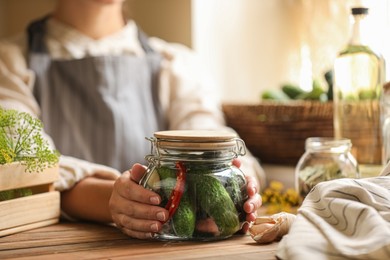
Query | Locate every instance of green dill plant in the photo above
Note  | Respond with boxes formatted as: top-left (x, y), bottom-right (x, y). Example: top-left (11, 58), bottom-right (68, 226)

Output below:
top-left (0, 108), bottom-right (59, 172)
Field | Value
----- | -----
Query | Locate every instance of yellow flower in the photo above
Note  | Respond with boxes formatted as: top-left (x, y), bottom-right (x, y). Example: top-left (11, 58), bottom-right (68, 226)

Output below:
top-left (270, 196), bottom-right (279, 204)
top-left (263, 188), bottom-right (274, 196)
top-left (261, 181), bottom-right (301, 214)
top-left (269, 181), bottom-right (284, 192)
top-left (283, 188), bottom-right (301, 206)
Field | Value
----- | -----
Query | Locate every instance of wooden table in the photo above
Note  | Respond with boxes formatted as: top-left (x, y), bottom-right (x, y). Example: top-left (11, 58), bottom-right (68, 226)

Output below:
top-left (0, 221), bottom-right (278, 259)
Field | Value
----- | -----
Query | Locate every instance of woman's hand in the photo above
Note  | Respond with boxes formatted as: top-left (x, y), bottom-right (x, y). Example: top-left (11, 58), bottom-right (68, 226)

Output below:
top-left (233, 159), bottom-right (262, 233)
top-left (109, 163), bottom-right (169, 239)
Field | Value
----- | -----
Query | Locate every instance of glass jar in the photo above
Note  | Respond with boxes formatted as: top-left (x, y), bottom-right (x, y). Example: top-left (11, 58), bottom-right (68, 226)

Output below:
top-left (295, 137), bottom-right (359, 199)
top-left (140, 130), bottom-right (248, 241)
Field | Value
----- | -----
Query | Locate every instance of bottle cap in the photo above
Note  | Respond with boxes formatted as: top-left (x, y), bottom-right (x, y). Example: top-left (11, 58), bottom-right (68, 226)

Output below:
top-left (351, 7), bottom-right (369, 15)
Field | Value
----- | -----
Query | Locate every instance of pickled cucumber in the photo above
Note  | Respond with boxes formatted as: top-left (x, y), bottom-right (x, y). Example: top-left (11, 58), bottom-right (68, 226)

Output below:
top-left (156, 166), bottom-right (242, 237)
top-left (194, 175), bottom-right (240, 236)
top-left (225, 168), bottom-right (247, 222)
top-left (157, 166), bottom-right (196, 237)
top-left (172, 193), bottom-right (196, 237)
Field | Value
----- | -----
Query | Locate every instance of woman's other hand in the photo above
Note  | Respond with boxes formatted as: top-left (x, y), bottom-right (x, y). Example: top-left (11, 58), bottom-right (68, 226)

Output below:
top-left (233, 158), bottom-right (262, 233)
top-left (109, 163), bottom-right (168, 239)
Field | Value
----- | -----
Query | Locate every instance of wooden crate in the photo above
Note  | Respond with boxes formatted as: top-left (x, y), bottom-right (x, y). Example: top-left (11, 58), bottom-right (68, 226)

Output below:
top-left (0, 163), bottom-right (60, 237)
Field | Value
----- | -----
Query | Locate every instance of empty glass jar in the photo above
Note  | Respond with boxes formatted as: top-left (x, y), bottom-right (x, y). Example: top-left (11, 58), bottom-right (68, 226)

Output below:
top-left (295, 137), bottom-right (359, 199)
top-left (140, 130), bottom-right (248, 241)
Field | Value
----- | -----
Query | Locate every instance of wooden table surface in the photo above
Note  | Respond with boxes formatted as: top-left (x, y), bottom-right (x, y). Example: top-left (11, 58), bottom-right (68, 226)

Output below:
top-left (0, 221), bottom-right (278, 259)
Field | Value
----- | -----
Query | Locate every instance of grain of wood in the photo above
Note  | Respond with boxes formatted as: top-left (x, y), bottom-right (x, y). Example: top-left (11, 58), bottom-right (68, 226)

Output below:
top-left (0, 222), bottom-right (278, 260)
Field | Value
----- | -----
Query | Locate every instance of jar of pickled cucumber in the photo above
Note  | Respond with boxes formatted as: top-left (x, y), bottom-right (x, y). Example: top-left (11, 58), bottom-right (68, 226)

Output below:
top-left (295, 137), bottom-right (359, 199)
top-left (140, 130), bottom-right (248, 241)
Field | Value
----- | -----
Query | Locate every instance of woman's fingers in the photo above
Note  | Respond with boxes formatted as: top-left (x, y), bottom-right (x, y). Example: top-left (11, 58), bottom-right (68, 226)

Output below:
top-left (232, 158), bottom-right (242, 168)
top-left (110, 190), bottom-right (167, 221)
top-left (109, 164), bottom-right (169, 239)
top-left (245, 175), bottom-right (259, 197)
top-left (231, 160), bottom-right (263, 234)
top-left (244, 192), bottom-right (262, 214)
top-left (114, 170), bottom-right (160, 205)
top-left (129, 163), bottom-right (148, 183)
top-left (113, 212), bottom-right (163, 237)
top-left (120, 226), bottom-right (155, 240)
top-left (243, 174), bottom-right (261, 214)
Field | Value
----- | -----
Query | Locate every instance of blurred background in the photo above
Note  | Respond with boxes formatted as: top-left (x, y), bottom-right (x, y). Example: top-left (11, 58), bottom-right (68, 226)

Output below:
top-left (0, 0), bottom-right (389, 103)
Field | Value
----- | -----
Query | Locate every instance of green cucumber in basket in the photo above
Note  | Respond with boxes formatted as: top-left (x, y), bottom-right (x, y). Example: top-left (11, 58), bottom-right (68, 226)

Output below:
top-left (295, 80), bottom-right (327, 101)
top-left (281, 84), bottom-right (305, 99)
top-left (261, 89), bottom-right (290, 101)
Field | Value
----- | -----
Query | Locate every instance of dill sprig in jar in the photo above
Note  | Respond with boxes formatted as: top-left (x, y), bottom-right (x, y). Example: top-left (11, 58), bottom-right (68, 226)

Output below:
top-left (140, 130), bottom-right (248, 241)
top-left (295, 137), bottom-right (359, 199)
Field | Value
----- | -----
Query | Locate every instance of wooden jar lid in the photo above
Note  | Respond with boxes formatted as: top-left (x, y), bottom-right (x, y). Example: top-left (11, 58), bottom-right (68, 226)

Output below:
top-left (153, 130), bottom-right (239, 150)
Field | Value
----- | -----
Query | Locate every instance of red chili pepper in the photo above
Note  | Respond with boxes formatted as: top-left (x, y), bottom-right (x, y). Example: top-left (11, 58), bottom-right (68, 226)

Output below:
top-left (164, 161), bottom-right (186, 223)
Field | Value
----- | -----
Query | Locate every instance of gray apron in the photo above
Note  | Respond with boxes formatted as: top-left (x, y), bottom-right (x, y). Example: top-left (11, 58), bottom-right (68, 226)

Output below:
top-left (27, 17), bottom-right (165, 172)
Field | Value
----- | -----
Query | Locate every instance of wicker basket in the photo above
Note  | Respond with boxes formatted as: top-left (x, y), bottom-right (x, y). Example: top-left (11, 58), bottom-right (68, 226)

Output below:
top-left (222, 101), bottom-right (334, 165)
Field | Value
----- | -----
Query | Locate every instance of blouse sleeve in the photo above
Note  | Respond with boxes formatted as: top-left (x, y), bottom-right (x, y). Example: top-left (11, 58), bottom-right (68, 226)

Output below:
top-left (0, 38), bottom-right (40, 115)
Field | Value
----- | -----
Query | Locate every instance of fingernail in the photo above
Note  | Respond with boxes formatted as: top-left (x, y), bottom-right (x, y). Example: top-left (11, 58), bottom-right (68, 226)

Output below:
top-left (249, 203), bottom-right (255, 212)
top-left (251, 187), bottom-right (257, 194)
top-left (157, 211), bottom-right (166, 222)
top-left (150, 196), bottom-right (160, 205)
top-left (150, 223), bottom-right (159, 232)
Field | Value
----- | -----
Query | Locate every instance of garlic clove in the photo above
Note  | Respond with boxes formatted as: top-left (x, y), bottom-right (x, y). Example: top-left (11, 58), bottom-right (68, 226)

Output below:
top-left (249, 212), bottom-right (296, 244)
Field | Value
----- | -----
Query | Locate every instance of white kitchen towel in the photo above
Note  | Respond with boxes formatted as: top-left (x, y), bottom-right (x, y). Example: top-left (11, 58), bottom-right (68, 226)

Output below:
top-left (276, 165), bottom-right (390, 260)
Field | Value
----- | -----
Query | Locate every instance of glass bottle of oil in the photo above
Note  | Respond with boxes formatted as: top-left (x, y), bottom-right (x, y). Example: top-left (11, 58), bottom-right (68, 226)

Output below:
top-left (333, 7), bottom-right (385, 178)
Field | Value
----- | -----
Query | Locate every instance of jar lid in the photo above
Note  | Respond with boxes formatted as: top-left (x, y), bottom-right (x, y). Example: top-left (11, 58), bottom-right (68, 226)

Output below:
top-left (153, 130), bottom-right (241, 150)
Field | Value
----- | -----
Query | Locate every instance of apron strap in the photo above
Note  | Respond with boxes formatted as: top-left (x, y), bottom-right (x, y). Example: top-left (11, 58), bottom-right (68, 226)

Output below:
top-left (27, 15), bottom-right (51, 54)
